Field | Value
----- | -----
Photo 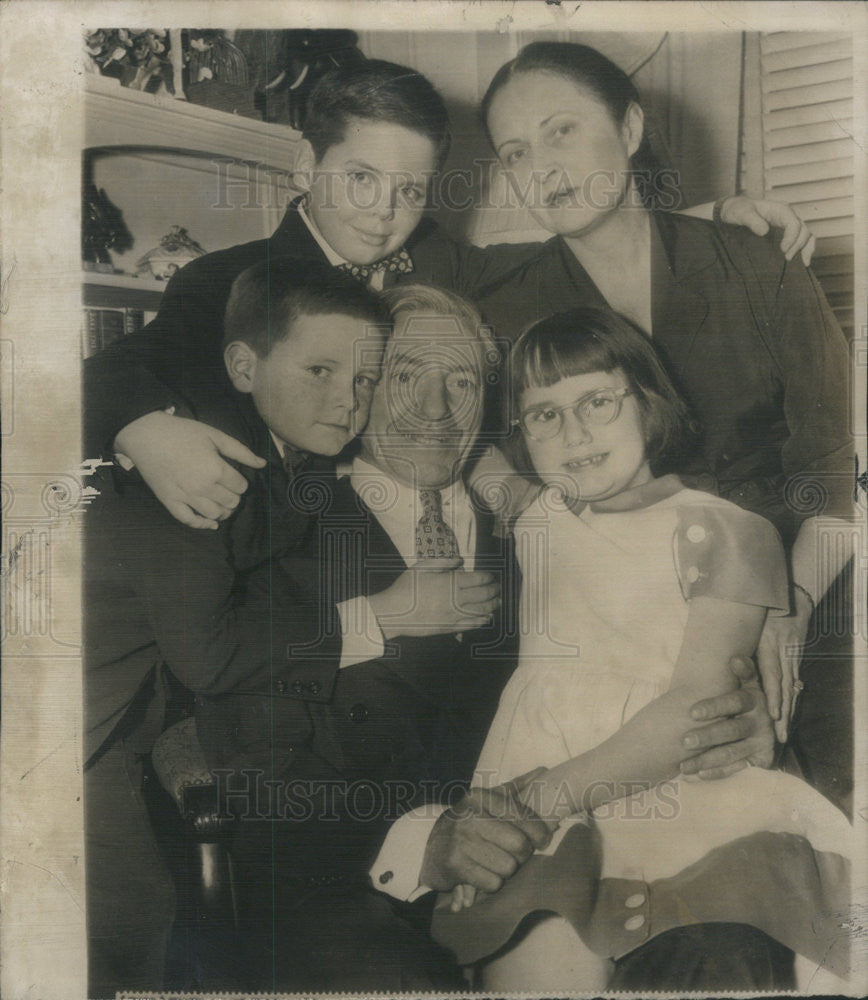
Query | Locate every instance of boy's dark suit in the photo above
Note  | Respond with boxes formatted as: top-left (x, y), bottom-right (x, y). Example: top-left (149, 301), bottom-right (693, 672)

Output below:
top-left (86, 393), bottom-right (343, 764)
top-left (196, 469), bottom-right (519, 991)
top-left (84, 391), bottom-right (339, 997)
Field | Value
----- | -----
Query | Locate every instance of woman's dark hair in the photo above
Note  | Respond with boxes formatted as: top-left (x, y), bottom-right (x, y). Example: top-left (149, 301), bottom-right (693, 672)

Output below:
top-left (481, 41), bottom-right (667, 209)
top-left (304, 59), bottom-right (451, 169)
top-left (506, 306), bottom-right (697, 478)
top-left (224, 258), bottom-right (391, 357)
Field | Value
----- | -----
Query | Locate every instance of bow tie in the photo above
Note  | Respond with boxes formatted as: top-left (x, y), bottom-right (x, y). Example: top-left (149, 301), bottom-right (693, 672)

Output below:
top-left (338, 247), bottom-right (414, 283)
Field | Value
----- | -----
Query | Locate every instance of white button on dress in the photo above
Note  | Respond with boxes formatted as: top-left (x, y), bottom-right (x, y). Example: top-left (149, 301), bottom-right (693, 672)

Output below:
top-left (686, 524), bottom-right (707, 543)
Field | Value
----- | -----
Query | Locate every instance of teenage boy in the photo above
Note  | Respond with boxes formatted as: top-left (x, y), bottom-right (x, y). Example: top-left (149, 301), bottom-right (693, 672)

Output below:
top-left (85, 262), bottom-right (497, 997)
top-left (84, 59), bottom-right (811, 533)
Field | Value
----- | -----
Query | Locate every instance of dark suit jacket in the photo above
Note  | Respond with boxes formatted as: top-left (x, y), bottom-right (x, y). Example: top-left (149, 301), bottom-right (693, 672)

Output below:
top-left (83, 201), bottom-right (537, 456)
top-left (195, 471), bottom-right (519, 881)
top-left (84, 391), bottom-right (342, 766)
top-left (473, 212), bottom-right (853, 545)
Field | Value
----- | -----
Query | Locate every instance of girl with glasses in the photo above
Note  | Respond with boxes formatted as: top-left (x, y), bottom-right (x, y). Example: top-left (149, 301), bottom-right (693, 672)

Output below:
top-left (433, 307), bottom-right (850, 994)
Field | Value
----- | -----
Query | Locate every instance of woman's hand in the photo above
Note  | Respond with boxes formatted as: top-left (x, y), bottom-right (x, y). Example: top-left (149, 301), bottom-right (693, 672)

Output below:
top-left (756, 587), bottom-right (813, 743)
top-left (113, 411), bottom-right (266, 529)
top-left (718, 194), bottom-right (816, 265)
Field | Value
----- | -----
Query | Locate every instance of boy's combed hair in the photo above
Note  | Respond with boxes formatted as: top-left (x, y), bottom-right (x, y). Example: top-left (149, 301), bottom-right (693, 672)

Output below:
top-left (223, 259), bottom-right (391, 356)
top-left (507, 306), bottom-right (698, 475)
top-left (304, 59), bottom-right (451, 169)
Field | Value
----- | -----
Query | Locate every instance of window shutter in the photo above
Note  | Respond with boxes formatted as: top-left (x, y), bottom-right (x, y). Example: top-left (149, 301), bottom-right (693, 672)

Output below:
top-left (753, 32), bottom-right (855, 337)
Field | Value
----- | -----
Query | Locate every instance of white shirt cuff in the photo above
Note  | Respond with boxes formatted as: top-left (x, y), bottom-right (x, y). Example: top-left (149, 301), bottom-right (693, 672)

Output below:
top-left (369, 805), bottom-right (446, 902)
top-left (337, 595), bottom-right (385, 669)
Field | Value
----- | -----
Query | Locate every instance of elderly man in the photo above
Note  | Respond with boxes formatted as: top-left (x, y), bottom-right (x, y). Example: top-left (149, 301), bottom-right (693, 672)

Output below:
top-left (196, 284), bottom-right (779, 993)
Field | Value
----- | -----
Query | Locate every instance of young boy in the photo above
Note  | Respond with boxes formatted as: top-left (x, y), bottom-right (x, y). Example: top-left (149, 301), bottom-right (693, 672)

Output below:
top-left (84, 261), bottom-right (392, 997)
top-left (84, 58), bottom-right (808, 531)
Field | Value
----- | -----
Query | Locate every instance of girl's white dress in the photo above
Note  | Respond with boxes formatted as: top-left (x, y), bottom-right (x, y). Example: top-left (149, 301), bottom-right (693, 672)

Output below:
top-left (433, 477), bottom-right (851, 977)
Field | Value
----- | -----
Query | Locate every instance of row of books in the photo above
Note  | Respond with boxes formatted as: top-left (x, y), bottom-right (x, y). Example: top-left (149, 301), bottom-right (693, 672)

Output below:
top-left (81, 308), bottom-right (157, 358)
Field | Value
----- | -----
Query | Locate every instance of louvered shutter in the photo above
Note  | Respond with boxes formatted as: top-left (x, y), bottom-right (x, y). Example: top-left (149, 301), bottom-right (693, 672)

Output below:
top-left (754, 32), bottom-right (855, 337)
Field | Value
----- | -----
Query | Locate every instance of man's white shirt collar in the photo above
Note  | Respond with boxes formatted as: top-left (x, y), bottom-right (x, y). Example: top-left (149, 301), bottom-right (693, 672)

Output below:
top-left (341, 455), bottom-right (469, 512)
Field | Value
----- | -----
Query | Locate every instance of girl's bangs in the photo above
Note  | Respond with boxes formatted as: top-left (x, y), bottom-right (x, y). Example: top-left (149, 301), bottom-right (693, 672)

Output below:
top-left (517, 329), bottom-right (616, 392)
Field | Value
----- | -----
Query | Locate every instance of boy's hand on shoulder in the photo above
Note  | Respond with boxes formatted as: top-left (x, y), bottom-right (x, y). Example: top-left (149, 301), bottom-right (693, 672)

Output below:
top-left (113, 411), bottom-right (266, 529)
top-left (718, 194), bottom-right (815, 265)
top-left (367, 559), bottom-right (501, 639)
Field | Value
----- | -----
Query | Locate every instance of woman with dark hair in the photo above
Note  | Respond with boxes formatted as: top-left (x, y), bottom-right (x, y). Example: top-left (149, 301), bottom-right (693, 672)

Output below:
top-left (470, 41), bottom-right (852, 784)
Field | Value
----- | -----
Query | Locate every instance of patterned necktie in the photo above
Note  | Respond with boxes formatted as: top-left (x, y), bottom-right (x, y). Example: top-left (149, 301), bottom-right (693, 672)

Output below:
top-left (415, 488), bottom-right (460, 560)
top-left (337, 247), bottom-right (414, 283)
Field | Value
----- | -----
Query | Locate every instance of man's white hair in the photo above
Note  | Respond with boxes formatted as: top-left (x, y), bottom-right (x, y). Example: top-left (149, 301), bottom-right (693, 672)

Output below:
top-left (381, 283), bottom-right (500, 371)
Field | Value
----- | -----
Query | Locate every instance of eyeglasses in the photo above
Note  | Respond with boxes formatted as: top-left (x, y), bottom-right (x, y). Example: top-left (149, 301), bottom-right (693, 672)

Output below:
top-left (513, 387), bottom-right (633, 441)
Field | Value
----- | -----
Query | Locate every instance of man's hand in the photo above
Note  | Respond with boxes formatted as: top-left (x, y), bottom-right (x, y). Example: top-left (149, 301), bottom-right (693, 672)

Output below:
top-left (114, 411), bottom-right (267, 529)
top-left (420, 772), bottom-right (551, 894)
top-left (718, 195), bottom-right (816, 265)
top-left (679, 655), bottom-right (775, 779)
top-left (368, 558), bottom-right (501, 639)
top-left (756, 588), bottom-right (813, 743)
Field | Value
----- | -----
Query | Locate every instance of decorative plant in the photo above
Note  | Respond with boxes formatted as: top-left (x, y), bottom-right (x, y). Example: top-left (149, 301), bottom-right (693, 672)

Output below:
top-left (83, 28), bottom-right (174, 94)
top-left (82, 181), bottom-right (133, 268)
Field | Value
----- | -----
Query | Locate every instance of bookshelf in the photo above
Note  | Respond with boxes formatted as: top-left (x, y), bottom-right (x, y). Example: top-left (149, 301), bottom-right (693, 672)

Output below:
top-left (83, 73), bottom-right (303, 355)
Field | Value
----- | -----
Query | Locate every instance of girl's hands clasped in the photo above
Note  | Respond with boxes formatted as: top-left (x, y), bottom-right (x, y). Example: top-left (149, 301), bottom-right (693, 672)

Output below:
top-left (422, 768), bottom-right (551, 905)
